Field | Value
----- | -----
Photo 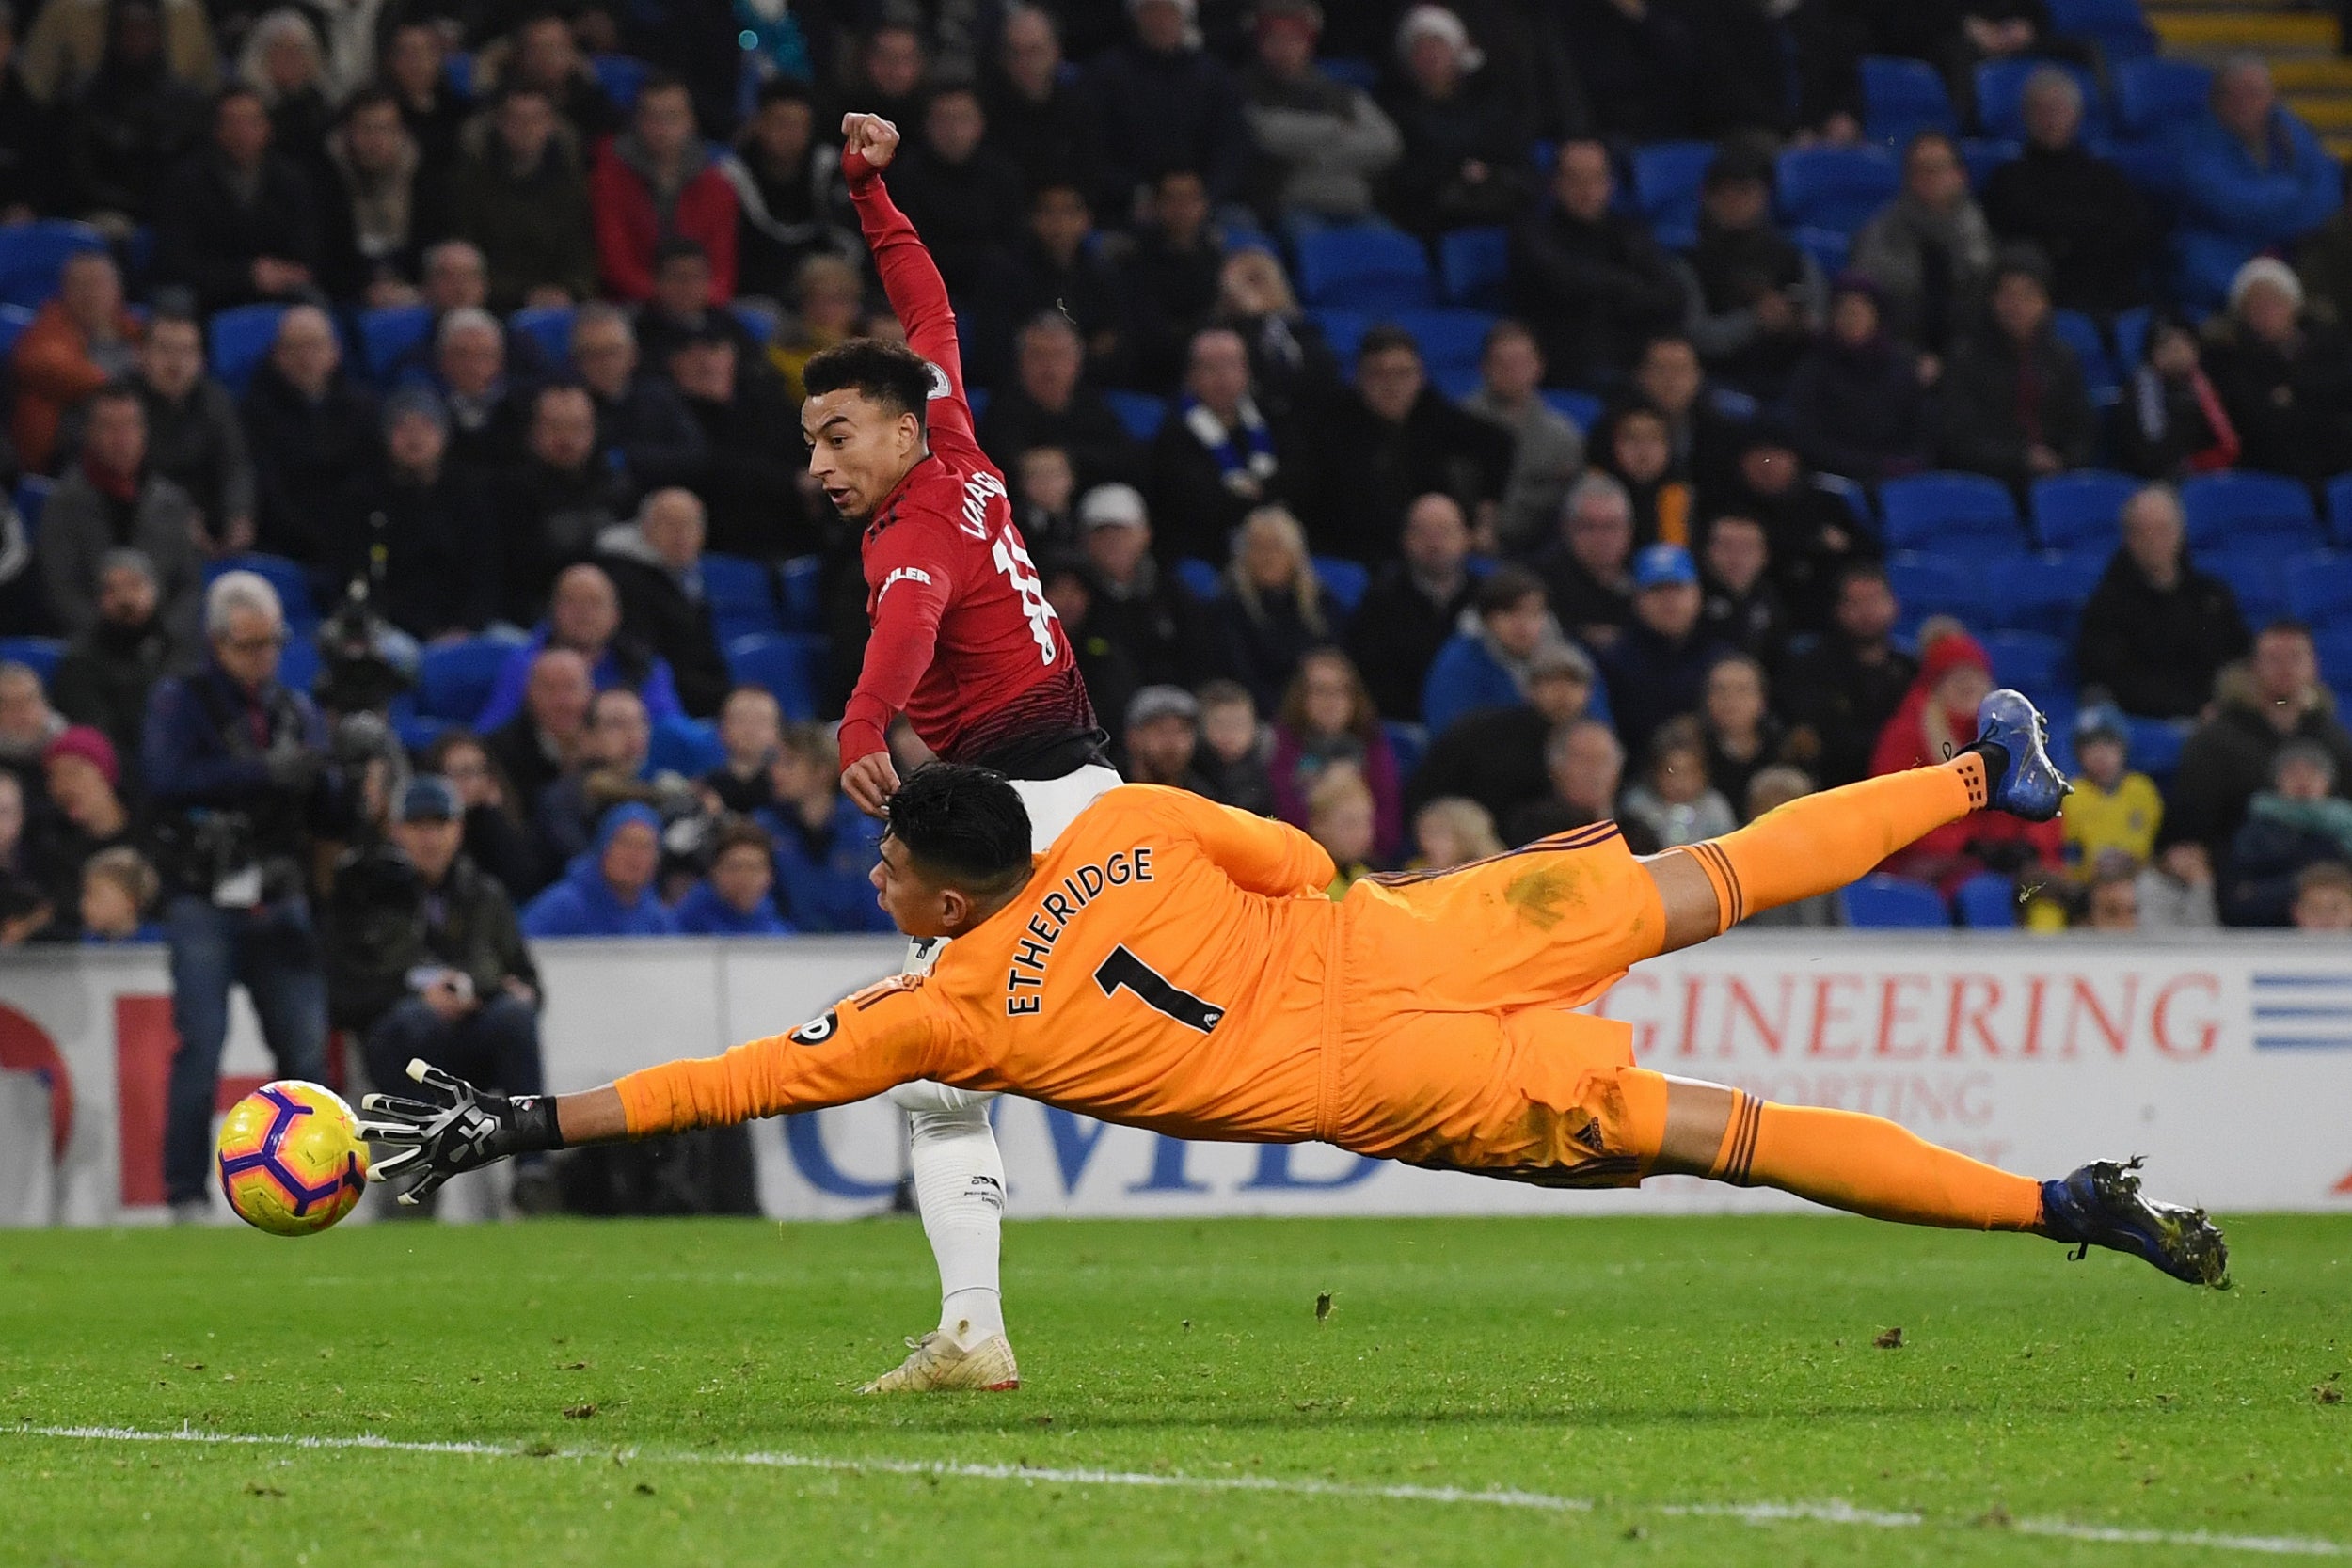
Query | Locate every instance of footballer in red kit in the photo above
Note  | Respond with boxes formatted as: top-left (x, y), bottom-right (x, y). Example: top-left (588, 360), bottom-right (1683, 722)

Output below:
top-left (797, 112), bottom-right (1123, 1395)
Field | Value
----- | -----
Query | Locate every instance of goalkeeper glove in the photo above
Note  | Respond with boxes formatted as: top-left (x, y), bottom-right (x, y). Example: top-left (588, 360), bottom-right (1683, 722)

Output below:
top-left (356, 1059), bottom-right (564, 1205)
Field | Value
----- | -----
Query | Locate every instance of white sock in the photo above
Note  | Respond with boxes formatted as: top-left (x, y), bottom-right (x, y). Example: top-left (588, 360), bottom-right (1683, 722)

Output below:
top-left (906, 1103), bottom-right (1007, 1343)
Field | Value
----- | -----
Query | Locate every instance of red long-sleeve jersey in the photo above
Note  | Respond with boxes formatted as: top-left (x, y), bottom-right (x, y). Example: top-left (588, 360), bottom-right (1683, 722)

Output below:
top-left (834, 159), bottom-right (1097, 773)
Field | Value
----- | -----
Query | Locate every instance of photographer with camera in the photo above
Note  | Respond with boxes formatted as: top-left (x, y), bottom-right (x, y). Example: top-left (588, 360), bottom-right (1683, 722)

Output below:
top-left (142, 571), bottom-right (353, 1220)
top-left (326, 775), bottom-right (547, 1204)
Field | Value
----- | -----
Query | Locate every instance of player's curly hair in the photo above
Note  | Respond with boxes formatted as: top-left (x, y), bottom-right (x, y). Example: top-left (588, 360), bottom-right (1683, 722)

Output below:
top-left (884, 763), bottom-right (1033, 892)
top-left (803, 339), bottom-right (938, 425)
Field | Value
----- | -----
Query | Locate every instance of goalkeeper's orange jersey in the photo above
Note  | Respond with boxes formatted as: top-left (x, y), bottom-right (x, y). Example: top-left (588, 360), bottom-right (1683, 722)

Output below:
top-left (618, 784), bottom-right (1343, 1145)
top-left (615, 784), bottom-right (1674, 1180)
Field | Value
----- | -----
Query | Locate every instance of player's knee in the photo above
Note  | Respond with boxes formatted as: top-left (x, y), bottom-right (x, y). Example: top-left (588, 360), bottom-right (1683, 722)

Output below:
top-left (890, 1080), bottom-right (996, 1118)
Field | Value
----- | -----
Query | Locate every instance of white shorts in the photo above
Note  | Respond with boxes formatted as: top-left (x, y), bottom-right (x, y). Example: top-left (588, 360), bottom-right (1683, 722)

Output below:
top-left (889, 761), bottom-right (1122, 1116)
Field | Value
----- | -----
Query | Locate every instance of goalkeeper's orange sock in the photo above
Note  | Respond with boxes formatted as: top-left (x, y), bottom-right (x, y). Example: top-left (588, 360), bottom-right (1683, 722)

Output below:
top-left (1679, 755), bottom-right (1986, 932)
top-left (1707, 1091), bottom-right (2043, 1231)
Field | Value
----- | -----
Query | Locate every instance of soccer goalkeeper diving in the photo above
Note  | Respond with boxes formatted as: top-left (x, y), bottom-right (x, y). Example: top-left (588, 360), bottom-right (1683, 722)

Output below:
top-left (359, 689), bottom-right (2229, 1339)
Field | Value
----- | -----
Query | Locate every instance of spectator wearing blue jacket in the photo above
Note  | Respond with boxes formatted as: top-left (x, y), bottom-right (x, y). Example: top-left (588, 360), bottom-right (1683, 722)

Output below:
top-left (520, 802), bottom-right (678, 937)
top-left (475, 563), bottom-right (684, 733)
top-left (672, 817), bottom-right (796, 936)
top-left (755, 724), bottom-right (891, 933)
top-left (1596, 544), bottom-right (1732, 761)
top-left (2174, 56), bottom-right (2342, 309)
top-left (1422, 565), bottom-right (1613, 736)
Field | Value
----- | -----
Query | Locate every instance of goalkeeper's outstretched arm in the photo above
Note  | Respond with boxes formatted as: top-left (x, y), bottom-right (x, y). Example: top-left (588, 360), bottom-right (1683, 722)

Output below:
top-left (358, 982), bottom-right (952, 1200)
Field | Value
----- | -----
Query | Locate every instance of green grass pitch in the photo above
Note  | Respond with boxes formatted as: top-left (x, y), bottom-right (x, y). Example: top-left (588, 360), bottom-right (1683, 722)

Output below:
top-left (4, 1212), bottom-right (2348, 1566)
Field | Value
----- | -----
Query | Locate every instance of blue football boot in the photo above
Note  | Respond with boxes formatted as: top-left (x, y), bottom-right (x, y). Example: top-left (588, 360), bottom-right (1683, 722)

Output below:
top-left (1973, 689), bottom-right (2071, 822)
top-left (2040, 1158), bottom-right (2230, 1288)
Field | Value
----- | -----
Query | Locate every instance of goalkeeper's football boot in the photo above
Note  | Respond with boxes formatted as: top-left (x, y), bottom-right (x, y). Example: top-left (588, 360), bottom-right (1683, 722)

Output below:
top-left (859, 1329), bottom-right (1021, 1393)
top-left (1973, 689), bottom-right (2071, 822)
top-left (2040, 1158), bottom-right (2230, 1287)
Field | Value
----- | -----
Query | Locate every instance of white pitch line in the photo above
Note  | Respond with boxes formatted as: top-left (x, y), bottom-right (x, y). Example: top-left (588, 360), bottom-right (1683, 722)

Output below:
top-left (8, 1424), bottom-right (2344, 1557)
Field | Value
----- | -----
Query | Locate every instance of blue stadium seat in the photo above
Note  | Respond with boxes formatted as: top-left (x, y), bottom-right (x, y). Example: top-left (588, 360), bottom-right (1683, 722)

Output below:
top-left (1176, 557), bottom-right (1223, 600)
top-left (2285, 551), bottom-right (2352, 628)
top-left (1105, 390), bottom-right (1167, 441)
top-left (508, 305), bottom-right (576, 368)
top-left (2050, 309), bottom-right (2117, 404)
top-left (1792, 225), bottom-right (1851, 277)
top-left (358, 305), bottom-right (433, 383)
top-left (1959, 138), bottom-right (2020, 188)
top-left (443, 51), bottom-right (473, 97)
top-left (1391, 307), bottom-right (1497, 383)
top-left (0, 220), bottom-right (108, 309)
top-left (729, 301), bottom-right (777, 345)
top-left (1885, 551), bottom-right (1987, 630)
top-left (724, 632), bottom-right (828, 721)
top-left (2113, 56), bottom-right (2213, 137)
top-left (277, 631), bottom-right (321, 694)
top-left (390, 700), bottom-right (450, 755)
top-left (1438, 226), bottom-right (1509, 309)
top-left (1431, 364), bottom-right (1482, 402)
top-left (1982, 628), bottom-right (2070, 697)
top-left (208, 304), bottom-right (291, 394)
top-left (1320, 56), bottom-right (1379, 92)
top-left (779, 554), bottom-right (824, 632)
top-left (1308, 307), bottom-right (1369, 371)
top-left (2316, 627), bottom-right (2352, 689)
top-left (1541, 388), bottom-right (1602, 432)
top-left (204, 552), bottom-right (316, 626)
top-left (2327, 473), bottom-right (2352, 547)
top-left (964, 387), bottom-right (989, 422)
top-left (1382, 720), bottom-right (1427, 782)
top-left (1975, 58), bottom-right (2108, 141)
top-left (2123, 715), bottom-right (2190, 781)
top-left (1293, 224), bottom-right (1436, 310)
top-left (1840, 874), bottom-right (1949, 928)
top-left (1860, 55), bottom-right (1957, 147)
top-left (417, 637), bottom-right (516, 722)
top-left (1982, 551), bottom-right (2105, 637)
top-left (649, 715), bottom-right (724, 775)
top-left (701, 553), bottom-right (781, 641)
top-left (2030, 469), bottom-right (2138, 553)
top-left (2179, 470), bottom-right (2322, 551)
top-left (591, 54), bottom-right (650, 110)
top-left (0, 301), bottom-right (31, 360)
top-left (1954, 871), bottom-right (2019, 928)
top-left (1313, 556), bottom-right (1369, 614)
top-left (1776, 146), bottom-right (1899, 233)
top-left (2203, 551), bottom-right (2290, 623)
top-left (0, 635), bottom-right (63, 684)
top-left (2049, 0), bottom-right (2160, 61)
top-left (1880, 471), bottom-right (2024, 551)
top-left (15, 474), bottom-right (51, 535)
top-left (1629, 141), bottom-right (1716, 231)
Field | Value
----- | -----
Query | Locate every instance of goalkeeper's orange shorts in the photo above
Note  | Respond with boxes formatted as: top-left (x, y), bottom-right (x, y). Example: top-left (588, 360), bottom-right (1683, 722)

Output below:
top-left (1322, 824), bottom-right (1672, 1187)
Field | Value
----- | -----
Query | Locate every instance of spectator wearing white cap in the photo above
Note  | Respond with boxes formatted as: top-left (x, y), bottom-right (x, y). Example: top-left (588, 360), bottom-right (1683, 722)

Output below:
top-left (1078, 483), bottom-right (1203, 691)
top-left (2206, 255), bottom-right (2352, 482)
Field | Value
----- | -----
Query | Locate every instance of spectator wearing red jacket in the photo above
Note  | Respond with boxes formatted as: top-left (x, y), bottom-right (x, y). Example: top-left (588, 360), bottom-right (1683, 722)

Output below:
top-left (1870, 627), bottom-right (2060, 892)
top-left (589, 72), bottom-right (737, 303)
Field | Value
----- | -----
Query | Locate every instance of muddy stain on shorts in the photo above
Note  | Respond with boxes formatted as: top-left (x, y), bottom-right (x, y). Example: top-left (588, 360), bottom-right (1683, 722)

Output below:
top-left (1503, 864), bottom-right (1583, 932)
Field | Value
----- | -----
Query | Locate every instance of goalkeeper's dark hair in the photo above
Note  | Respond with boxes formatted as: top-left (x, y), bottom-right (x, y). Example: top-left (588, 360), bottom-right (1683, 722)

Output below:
top-left (884, 763), bottom-right (1033, 893)
top-left (803, 339), bottom-right (936, 426)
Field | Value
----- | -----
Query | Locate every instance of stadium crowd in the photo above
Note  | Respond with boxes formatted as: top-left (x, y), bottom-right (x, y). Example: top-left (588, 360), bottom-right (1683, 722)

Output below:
top-left (2, 0), bottom-right (2352, 1072)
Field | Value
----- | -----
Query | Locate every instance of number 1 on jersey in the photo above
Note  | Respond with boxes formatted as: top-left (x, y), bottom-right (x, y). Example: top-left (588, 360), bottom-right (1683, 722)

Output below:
top-left (1093, 945), bottom-right (1224, 1033)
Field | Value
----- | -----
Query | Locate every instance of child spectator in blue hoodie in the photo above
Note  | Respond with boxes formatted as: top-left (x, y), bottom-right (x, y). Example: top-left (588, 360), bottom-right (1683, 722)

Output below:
top-left (80, 847), bottom-right (163, 943)
top-left (672, 816), bottom-right (796, 935)
top-left (520, 802), bottom-right (680, 937)
top-left (755, 722), bottom-right (892, 933)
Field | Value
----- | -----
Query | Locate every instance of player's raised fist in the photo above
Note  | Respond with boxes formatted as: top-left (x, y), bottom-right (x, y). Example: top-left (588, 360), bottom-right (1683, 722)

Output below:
top-left (841, 113), bottom-right (901, 177)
